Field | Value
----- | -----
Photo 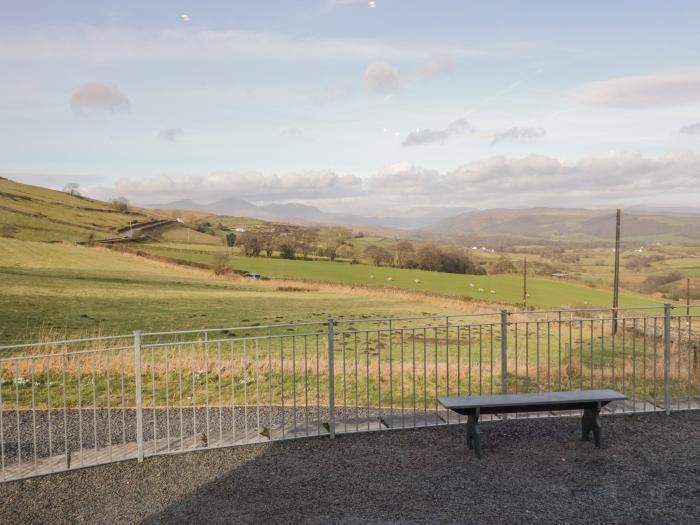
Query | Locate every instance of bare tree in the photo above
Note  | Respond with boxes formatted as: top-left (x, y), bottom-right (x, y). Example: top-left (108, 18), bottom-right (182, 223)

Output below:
top-left (62, 183), bottom-right (81, 196)
top-left (110, 197), bottom-right (130, 213)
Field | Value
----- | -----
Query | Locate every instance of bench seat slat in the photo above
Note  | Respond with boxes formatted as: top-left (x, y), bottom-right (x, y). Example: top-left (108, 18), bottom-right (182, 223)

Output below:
top-left (438, 389), bottom-right (627, 412)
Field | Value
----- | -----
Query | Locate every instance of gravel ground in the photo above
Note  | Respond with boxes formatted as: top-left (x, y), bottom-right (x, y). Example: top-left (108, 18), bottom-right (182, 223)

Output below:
top-left (1, 411), bottom-right (698, 524)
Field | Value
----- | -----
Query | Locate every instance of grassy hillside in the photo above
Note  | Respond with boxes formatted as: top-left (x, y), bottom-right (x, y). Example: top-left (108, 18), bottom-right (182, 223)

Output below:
top-left (0, 178), bottom-right (157, 242)
top-left (135, 243), bottom-right (663, 310)
top-left (0, 238), bottom-right (453, 344)
top-left (428, 207), bottom-right (700, 242)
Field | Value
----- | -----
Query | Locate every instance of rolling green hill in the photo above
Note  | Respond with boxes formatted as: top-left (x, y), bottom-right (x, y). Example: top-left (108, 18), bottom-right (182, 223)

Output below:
top-left (427, 207), bottom-right (700, 243)
top-left (0, 177), bottom-right (158, 241)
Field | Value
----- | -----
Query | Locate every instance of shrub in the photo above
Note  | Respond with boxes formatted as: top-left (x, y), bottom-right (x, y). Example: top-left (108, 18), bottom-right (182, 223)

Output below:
top-left (490, 257), bottom-right (517, 274)
top-left (212, 253), bottom-right (231, 275)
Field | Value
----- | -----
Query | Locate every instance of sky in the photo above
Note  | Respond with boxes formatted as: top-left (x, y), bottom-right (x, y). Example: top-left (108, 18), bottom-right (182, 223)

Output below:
top-left (2, 0), bottom-right (700, 214)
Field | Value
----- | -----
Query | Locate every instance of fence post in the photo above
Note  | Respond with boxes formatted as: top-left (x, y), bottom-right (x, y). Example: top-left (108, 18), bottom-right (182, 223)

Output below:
top-left (134, 330), bottom-right (144, 461)
top-left (663, 304), bottom-right (672, 415)
top-left (327, 319), bottom-right (336, 439)
top-left (501, 310), bottom-right (509, 394)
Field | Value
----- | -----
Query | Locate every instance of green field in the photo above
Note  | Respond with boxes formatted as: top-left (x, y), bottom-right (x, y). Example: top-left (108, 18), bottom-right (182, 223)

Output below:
top-left (136, 243), bottom-right (664, 310)
top-left (0, 239), bottom-right (453, 345)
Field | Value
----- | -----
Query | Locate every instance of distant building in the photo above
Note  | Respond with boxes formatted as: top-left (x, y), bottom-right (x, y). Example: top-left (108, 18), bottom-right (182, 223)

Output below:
top-left (551, 272), bottom-right (569, 279)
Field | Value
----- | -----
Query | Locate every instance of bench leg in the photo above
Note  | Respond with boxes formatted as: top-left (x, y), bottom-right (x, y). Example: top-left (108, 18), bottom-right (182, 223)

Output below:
top-left (581, 408), bottom-right (601, 447)
top-left (467, 415), bottom-right (481, 458)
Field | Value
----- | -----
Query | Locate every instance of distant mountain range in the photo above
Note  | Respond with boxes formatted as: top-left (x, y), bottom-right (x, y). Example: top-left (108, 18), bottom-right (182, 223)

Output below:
top-left (424, 207), bottom-right (700, 242)
top-left (149, 197), bottom-right (475, 230)
top-left (148, 197), bottom-right (700, 242)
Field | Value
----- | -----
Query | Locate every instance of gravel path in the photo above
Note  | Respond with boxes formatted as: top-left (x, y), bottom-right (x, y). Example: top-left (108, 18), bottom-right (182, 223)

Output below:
top-left (1, 411), bottom-right (698, 524)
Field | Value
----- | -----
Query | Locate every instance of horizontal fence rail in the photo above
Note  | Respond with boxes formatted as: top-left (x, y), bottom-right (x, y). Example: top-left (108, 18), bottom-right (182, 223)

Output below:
top-left (1, 306), bottom-right (698, 482)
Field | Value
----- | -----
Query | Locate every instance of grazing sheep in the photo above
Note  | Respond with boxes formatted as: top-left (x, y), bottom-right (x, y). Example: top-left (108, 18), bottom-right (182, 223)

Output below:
top-left (490, 290), bottom-right (496, 294)
top-left (387, 277), bottom-right (393, 281)
top-left (370, 275), bottom-right (374, 279)
top-left (469, 283), bottom-right (475, 288)
top-left (414, 279), bottom-right (421, 283)
top-left (478, 288), bottom-right (484, 292)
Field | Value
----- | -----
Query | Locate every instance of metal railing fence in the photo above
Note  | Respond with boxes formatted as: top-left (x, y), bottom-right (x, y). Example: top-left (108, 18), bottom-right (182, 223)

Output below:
top-left (1, 305), bottom-right (698, 482)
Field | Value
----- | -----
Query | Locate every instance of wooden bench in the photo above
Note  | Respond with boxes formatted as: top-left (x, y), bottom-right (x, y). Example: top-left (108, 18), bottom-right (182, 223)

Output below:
top-left (438, 389), bottom-right (628, 458)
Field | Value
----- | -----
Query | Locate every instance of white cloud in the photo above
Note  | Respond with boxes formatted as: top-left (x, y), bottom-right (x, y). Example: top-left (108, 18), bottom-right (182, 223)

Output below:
top-left (69, 83), bottom-right (131, 112)
top-left (574, 69), bottom-right (700, 108)
top-left (158, 128), bottom-right (182, 141)
top-left (417, 51), bottom-right (454, 78)
top-left (402, 118), bottom-right (474, 147)
top-left (366, 151), bottom-right (700, 207)
top-left (491, 127), bottom-right (546, 145)
top-left (680, 122), bottom-right (700, 135)
top-left (91, 170), bottom-right (364, 203)
top-left (364, 62), bottom-right (400, 95)
top-left (84, 151), bottom-right (700, 210)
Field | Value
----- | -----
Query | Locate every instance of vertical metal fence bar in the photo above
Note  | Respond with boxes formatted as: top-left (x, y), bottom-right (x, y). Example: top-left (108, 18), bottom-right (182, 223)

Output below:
top-left (178, 344), bottom-right (184, 449)
top-left (489, 324), bottom-right (494, 395)
top-left (389, 321), bottom-right (393, 424)
top-left (91, 353), bottom-right (97, 461)
top-left (62, 346), bottom-right (68, 466)
top-left (205, 334), bottom-right (210, 446)
top-left (31, 358), bottom-right (37, 466)
top-left (365, 332), bottom-right (370, 432)
top-left (353, 332), bottom-right (358, 432)
top-left (653, 319), bottom-right (658, 411)
top-left (243, 340), bottom-right (248, 443)
top-left (479, 325), bottom-right (483, 395)
top-left (327, 319), bottom-right (335, 440)
top-left (501, 311), bottom-right (508, 395)
top-left (536, 321), bottom-right (540, 393)
top-left (434, 327), bottom-right (438, 425)
top-left (151, 346), bottom-right (157, 455)
top-left (316, 335), bottom-right (321, 436)
top-left (341, 334), bottom-right (346, 433)
top-left (293, 337), bottom-right (297, 434)
top-left (467, 325), bottom-right (472, 396)
top-left (642, 318), bottom-right (647, 409)
top-left (305, 335), bottom-right (310, 436)
top-left (134, 331), bottom-right (143, 462)
top-left (14, 361), bottom-right (21, 470)
top-left (217, 342), bottom-right (223, 444)
top-left (0, 366), bottom-right (4, 479)
top-left (632, 319), bottom-right (637, 411)
top-left (165, 346), bottom-right (171, 452)
top-left (423, 327), bottom-right (427, 422)
top-left (255, 340), bottom-right (261, 438)
top-left (663, 304), bottom-right (672, 415)
top-left (191, 342), bottom-right (198, 448)
top-left (269, 330), bottom-right (273, 440)
top-left (401, 328), bottom-right (405, 427)
top-left (46, 358), bottom-right (53, 460)
top-left (687, 315), bottom-right (693, 409)
top-left (412, 328), bottom-right (417, 427)
top-left (77, 352), bottom-right (83, 467)
top-left (230, 342), bottom-right (236, 444)
top-left (445, 318), bottom-right (449, 424)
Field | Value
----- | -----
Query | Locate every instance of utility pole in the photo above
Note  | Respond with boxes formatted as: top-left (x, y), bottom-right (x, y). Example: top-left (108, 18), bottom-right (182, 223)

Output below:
top-left (523, 256), bottom-right (528, 310)
top-left (612, 209), bottom-right (621, 335)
